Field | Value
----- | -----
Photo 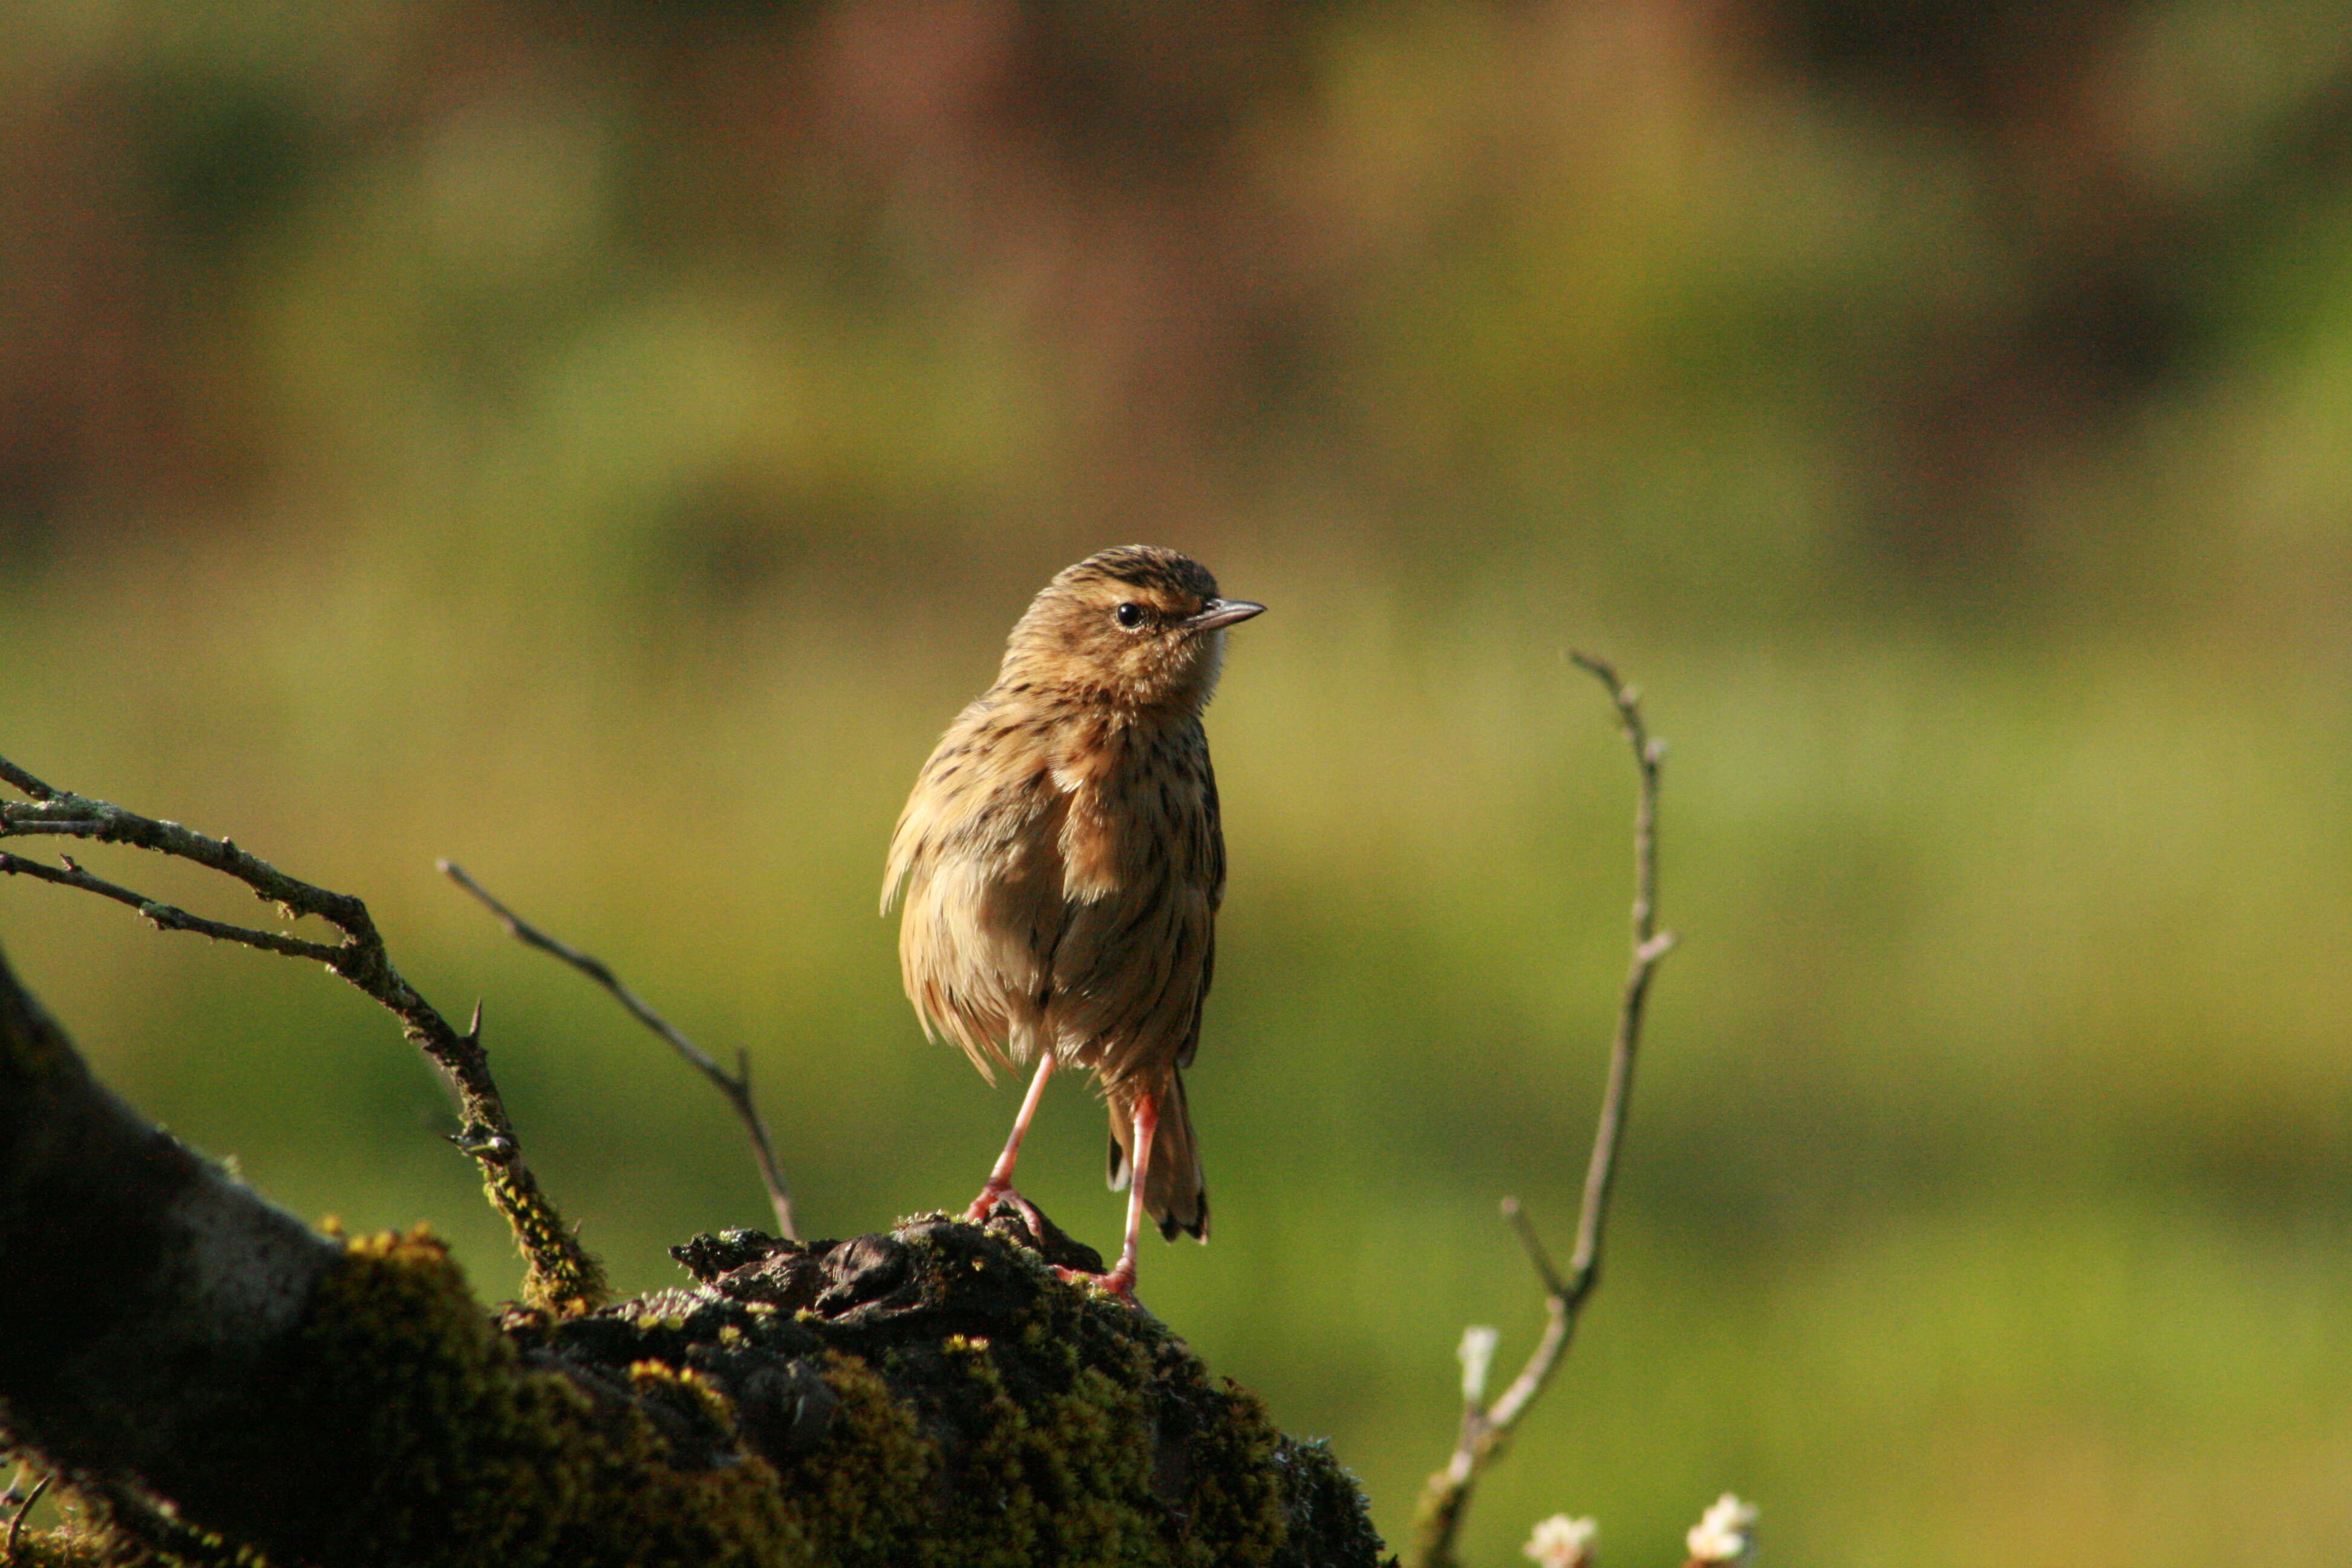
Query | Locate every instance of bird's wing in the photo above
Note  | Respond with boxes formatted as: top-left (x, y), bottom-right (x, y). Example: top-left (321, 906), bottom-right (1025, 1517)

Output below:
top-left (1178, 754), bottom-right (1221, 1068)
top-left (883, 698), bottom-right (988, 915)
top-left (889, 698), bottom-right (1073, 1077)
top-left (1179, 921), bottom-right (1213, 1070)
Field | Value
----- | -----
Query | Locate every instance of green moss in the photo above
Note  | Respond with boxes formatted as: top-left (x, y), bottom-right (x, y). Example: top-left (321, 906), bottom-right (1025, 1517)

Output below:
top-left (759, 1353), bottom-right (936, 1566)
top-left (38, 1218), bottom-right (1377, 1568)
top-left (1, 1529), bottom-right (115, 1568)
top-left (265, 1226), bottom-right (803, 1568)
top-left (685, 1216), bottom-right (1377, 1567)
top-left (742, 1222), bottom-right (1316, 1568)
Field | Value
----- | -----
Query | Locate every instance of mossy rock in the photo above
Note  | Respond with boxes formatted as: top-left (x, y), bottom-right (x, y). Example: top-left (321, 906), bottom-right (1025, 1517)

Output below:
top-left (493, 1205), bottom-right (1387, 1568)
top-left (18, 1206), bottom-right (1383, 1568)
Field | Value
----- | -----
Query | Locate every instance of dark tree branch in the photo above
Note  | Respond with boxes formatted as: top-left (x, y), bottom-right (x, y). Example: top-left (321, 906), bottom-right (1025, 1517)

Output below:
top-left (0, 757), bottom-right (56, 802)
top-left (439, 860), bottom-right (800, 1241)
top-left (1408, 652), bottom-right (1676, 1568)
top-left (0, 755), bottom-right (604, 1310)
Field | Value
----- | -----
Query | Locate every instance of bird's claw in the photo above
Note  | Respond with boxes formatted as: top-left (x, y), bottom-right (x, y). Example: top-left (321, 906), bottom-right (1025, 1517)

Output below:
top-left (1054, 1261), bottom-right (1138, 1304)
top-left (964, 1184), bottom-right (1050, 1243)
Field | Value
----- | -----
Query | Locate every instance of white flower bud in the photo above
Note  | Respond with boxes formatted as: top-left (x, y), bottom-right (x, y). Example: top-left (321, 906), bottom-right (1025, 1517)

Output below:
top-left (1685, 1493), bottom-right (1757, 1564)
top-left (1523, 1513), bottom-right (1598, 1568)
top-left (1457, 1324), bottom-right (1500, 1403)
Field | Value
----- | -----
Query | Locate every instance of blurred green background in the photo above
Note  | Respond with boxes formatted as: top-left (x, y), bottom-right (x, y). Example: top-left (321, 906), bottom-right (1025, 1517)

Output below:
top-left (5, 3), bottom-right (2352, 1563)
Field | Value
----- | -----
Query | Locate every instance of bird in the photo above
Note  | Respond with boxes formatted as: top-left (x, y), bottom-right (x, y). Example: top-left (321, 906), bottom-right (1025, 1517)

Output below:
top-left (883, 544), bottom-right (1263, 1299)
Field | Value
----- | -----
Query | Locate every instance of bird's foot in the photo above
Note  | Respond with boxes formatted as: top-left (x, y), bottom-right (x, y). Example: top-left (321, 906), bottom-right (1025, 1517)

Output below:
top-left (1053, 1259), bottom-right (1139, 1304)
top-left (964, 1183), bottom-right (1049, 1241)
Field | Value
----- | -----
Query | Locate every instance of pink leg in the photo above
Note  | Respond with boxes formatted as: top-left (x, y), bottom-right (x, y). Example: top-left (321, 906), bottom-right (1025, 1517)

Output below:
top-left (1065, 1091), bottom-right (1154, 1302)
top-left (964, 1054), bottom-right (1056, 1234)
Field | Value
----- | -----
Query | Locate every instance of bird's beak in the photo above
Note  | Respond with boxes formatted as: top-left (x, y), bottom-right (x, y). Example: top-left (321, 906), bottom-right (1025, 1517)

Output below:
top-left (1188, 598), bottom-right (1266, 632)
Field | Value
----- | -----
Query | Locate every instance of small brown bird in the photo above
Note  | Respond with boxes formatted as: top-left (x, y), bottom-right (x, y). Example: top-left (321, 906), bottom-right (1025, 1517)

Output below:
top-left (884, 545), bottom-right (1262, 1298)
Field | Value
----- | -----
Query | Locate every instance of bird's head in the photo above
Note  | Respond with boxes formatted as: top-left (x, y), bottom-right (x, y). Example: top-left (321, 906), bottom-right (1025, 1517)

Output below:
top-left (1002, 545), bottom-right (1264, 711)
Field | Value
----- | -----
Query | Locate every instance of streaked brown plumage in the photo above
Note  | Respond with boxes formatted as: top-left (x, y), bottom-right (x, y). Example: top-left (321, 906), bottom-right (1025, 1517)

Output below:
top-left (883, 544), bottom-right (1262, 1298)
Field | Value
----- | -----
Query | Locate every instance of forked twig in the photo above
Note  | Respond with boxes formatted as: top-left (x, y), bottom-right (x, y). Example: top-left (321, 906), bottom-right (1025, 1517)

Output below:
top-left (1407, 652), bottom-right (1676, 1568)
top-left (440, 861), bottom-right (800, 1241)
top-left (0, 754), bottom-right (606, 1310)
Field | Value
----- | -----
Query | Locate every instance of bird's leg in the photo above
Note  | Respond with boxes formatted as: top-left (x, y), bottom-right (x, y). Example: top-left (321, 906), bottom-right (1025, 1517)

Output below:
top-left (1066, 1091), bottom-right (1155, 1302)
top-left (964, 1053), bottom-right (1056, 1238)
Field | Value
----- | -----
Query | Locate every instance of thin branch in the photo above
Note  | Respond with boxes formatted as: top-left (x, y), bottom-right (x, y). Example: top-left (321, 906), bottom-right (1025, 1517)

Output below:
top-left (0, 852), bottom-right (343, 964)
top-left (1408, 652), bottom-right (1676, 1568)
top-left (6, 1471), bottom-right (52, 1559)
top-left (0, 757), bottom-right (57, 802)
top-left (0, 756), bottom-right (606, 1310)
top-left (439, 861), bottom-right (799, 1241)
top-left (1500, 1195), bottom-right (1567, 1301)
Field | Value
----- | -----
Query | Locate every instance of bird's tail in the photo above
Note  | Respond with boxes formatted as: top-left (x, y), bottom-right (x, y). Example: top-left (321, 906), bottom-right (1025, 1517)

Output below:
top-left (1107, 1071), bottom-right (1209, 1243)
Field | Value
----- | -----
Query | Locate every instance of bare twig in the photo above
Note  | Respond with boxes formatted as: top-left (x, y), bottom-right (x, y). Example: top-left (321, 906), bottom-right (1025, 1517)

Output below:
top-left (1408, 652), bottom-right (1676, 1568)
top-left (0, 851), bottom-right (343, 964)
top-left (5, 1471), bottom-right (52, 1560)
top-left (0, 756), bottom-right (606, 1310)
top-left (440, 860), bottom-right (800, 1241)
top-left (1501, 1195), bottom-right (1567, 1300)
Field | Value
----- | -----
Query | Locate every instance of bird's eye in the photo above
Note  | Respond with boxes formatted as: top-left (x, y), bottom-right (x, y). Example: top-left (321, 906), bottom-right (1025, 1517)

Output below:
top-left (1114, 602), bottom-right (1146, 629)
